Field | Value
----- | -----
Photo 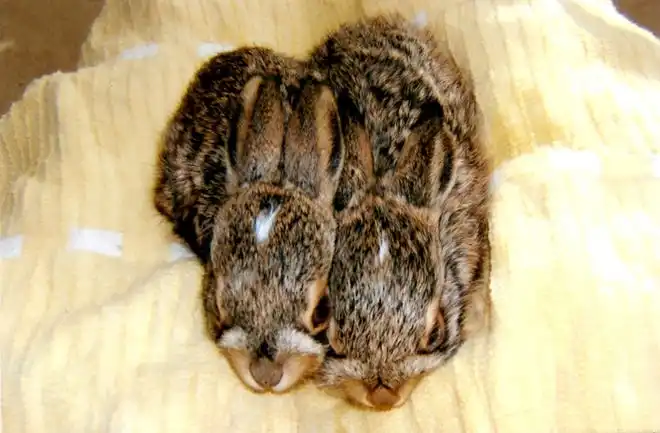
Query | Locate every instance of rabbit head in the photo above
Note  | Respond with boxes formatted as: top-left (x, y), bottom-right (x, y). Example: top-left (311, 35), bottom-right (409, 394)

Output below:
top-left (202, 76), bottom-right (344, 394)
top-left (318, 107), bottom-right (489, 411)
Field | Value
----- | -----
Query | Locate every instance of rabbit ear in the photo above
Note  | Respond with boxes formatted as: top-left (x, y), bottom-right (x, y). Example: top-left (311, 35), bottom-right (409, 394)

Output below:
top-left (386, 102), bottom-right (457, 209)
top-left (333, 112), bottom-right (374, 212)
top-left (283, 82), bottom-right (344, 207)
top-left (227, 76), bottom-right (285, 190)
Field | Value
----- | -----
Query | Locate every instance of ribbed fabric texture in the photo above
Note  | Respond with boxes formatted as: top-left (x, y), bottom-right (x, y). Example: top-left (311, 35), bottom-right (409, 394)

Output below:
top-left (1, 0), bottom-right (660, 432)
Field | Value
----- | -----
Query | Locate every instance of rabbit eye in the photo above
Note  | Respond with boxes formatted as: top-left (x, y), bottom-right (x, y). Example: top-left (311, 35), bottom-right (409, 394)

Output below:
top-left (327, 344), bottom-right (346, 359)
top-left (419, 321), bottom-right (445, 354)
top-left (210, 314), bottom-right (234, 342)
top-left (310, 295), bottom-right (330, 333)
top-left (418, 297), bottom-right (447, 354)
top-left (326, 319), bottom-right (345, 358)
top-left (303, 279), bottom-right (331, 335)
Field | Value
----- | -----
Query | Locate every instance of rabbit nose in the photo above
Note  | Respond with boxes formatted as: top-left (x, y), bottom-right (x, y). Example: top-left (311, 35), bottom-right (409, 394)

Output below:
top-left (249, 357), bottom-right (283, 389)
top-left (367, 384), bottom-right (400, 409)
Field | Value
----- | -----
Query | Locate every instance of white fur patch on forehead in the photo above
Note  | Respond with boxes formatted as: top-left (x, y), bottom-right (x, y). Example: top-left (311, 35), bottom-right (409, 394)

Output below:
top-left (277, 328), bottom-right (324, 356)
top-left (253, 203), bottom-right (281, 244)
top-left (377, 234), bottom-right (389, 265)
top-left (217, 327), bottom-right (249, 350)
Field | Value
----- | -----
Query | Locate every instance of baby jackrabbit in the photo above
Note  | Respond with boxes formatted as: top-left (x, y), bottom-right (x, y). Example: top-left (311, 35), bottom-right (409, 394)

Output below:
top-left (307, 14), bottom-right (491, 410)
top-left (154, 48), bottom-right (344, 393)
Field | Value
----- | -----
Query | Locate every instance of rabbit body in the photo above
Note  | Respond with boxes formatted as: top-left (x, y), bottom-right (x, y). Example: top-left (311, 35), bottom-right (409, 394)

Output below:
top-left (154, 47), bottom-right (344, 394)
top-left (307, 14), bottom-right (491, 410)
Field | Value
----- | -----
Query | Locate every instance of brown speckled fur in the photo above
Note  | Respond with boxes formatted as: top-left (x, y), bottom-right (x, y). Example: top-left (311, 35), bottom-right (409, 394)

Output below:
top-left (153, 47), bottom-right (303, 262)
top-left (307, 14), bottom-right (491, 409)
top-left (153, 48), bottom-right (344, 393)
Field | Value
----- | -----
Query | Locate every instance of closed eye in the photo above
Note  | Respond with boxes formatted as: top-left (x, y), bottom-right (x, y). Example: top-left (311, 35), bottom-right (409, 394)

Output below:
top-left (310, 295), bottom-right (331, 333)
top-left (326, 346), bottom-right (347, 359)
top-left (308, 330), bottom-right (346, 359)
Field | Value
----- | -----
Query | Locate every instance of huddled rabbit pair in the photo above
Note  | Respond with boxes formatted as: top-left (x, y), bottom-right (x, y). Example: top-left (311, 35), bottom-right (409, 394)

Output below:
top-left (153, 13), bottom-right (491, 411)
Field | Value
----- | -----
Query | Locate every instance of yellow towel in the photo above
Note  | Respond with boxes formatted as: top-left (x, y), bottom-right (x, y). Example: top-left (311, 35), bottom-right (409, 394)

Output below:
top-left (2, 0), bottom-right (660, 432)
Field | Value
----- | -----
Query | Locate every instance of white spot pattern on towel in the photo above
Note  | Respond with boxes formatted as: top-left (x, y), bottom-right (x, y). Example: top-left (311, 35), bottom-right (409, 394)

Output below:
top-left (546, 148), bottom-right (602, 173)
top-left (488, 147), bottom-right (607, 193)
top-left (197, 42), bottom-right (235, 58)
top-left (67, 228), bottom-right (123, 257)
top-left (0, 235), bottom-right (23, 259)
top-left (412, 11), bottom-right (428, 28)
top-left (118, 43), bottom-right (160, 60)
top-left (169, 243), bottom-right (195, 262)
